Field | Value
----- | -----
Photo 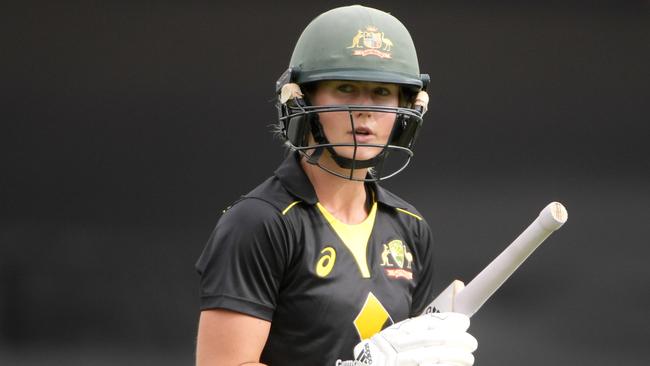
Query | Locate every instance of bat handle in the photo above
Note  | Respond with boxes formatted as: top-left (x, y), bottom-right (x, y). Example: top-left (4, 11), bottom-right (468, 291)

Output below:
top-left (421, 202), bottom-right (568, 317)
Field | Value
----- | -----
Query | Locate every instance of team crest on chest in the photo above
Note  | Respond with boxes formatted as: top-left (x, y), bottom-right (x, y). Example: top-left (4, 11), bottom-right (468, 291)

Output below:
top-left (380, 239), bottom-right (413, 280)
top-left (347, 26), bottom-right (393, 59)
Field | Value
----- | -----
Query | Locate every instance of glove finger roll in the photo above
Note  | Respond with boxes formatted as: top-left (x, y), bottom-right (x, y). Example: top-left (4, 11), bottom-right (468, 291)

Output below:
top-left (379, 329), bottom-right (477, 352)
top-left (412, 346), bottom-right (475, 366)
top-left (390, 313), bottom-right (470, 334)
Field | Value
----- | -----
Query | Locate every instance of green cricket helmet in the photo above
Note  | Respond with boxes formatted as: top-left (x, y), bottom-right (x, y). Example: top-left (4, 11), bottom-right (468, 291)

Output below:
top-left (276, 5), bottom-right (430, 181)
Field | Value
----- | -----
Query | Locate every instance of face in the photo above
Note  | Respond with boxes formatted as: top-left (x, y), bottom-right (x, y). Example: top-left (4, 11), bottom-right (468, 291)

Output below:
top-left (309, 80), bottom-right (400, 163)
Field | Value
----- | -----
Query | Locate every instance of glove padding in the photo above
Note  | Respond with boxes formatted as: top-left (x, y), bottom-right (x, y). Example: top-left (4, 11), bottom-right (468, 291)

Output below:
top-left (350, 312), bottom-right (477, 366)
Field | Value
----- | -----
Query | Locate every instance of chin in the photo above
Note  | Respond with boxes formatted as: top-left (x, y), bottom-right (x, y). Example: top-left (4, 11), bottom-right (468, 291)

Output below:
top-left (333, 145), bottom-right (384, 161)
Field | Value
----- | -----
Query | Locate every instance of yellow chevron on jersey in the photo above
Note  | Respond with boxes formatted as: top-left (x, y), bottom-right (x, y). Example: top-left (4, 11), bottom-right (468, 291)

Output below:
top-left (316, 201), bottom-right (378, 278)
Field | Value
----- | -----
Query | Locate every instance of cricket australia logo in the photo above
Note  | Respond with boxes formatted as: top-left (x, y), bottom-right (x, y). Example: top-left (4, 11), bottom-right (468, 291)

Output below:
top-left (380, 239), bottom-right (413, 280)
top-left (347, 26), bottom-right (393, 59)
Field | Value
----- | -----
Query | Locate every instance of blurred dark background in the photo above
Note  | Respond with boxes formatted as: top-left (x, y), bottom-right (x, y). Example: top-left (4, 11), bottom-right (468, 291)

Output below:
top-left (1, 0), bottom-right (649, 365)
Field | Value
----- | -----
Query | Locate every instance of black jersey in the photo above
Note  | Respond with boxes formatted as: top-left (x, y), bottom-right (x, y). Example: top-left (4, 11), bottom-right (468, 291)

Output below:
top-left (196, 152), bottom-right (437, 366)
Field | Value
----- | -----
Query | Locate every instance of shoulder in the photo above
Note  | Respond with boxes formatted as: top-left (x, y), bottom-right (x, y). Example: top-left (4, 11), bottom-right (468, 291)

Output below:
top-left (217, 175), bottom-right (300, 230)
top-left (200, 177), bottom-right (297, 269)
top-left (375, 185), bottom-right (427, 223)
top-left (241, 175), bottom-right (302, 212)
top-left (222, 175), bottom-right (297, 216)
top-left (374, 185), bottom-right (434, 246)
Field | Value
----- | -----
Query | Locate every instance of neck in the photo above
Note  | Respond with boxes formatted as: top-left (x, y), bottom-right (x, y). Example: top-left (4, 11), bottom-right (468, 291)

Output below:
top-left (301, 157), bottom-right (370, 225)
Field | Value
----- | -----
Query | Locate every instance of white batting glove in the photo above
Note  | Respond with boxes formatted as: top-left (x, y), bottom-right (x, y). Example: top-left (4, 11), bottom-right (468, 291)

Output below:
top-left (338, 312), bottom-right (477, 366)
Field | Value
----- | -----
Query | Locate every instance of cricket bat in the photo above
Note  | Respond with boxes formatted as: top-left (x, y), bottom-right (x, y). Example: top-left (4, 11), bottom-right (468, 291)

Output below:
top-left (421, 202), bottom-right (568, 317)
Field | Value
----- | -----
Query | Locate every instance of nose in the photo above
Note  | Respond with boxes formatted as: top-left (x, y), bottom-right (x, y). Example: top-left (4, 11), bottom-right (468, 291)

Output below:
top-left (355, 88), bottom-right (374, 106)
top-left (353, 88), bottom-right (375, 120)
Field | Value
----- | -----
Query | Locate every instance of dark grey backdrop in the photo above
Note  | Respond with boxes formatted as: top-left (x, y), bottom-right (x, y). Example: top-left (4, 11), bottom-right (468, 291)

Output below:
top-left (1, 1), bottom-right (649, 365)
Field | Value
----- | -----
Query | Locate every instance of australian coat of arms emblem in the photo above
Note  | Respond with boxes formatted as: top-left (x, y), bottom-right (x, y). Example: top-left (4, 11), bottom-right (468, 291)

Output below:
top-left (347, 26), bottom-right (393, 59)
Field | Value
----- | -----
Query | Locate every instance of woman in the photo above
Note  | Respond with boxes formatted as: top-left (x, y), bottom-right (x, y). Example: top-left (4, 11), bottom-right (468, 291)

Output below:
top-left (195, 6), bottom-right (477, 366)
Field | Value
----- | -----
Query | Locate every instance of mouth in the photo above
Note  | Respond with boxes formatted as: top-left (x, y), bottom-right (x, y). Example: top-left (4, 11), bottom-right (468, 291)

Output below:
top-left (350, 126), bottom-right (374, 140)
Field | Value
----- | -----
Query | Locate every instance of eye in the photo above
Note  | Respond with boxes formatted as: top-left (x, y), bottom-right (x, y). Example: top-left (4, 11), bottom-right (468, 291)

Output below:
top-left (374, 87), bottom-right (392, 97)
top-left (336, 84), bottom-right (356, 93)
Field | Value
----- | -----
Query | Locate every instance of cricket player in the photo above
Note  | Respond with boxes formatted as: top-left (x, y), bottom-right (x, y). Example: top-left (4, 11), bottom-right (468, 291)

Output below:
top-left (195, 5), bottom-right (478, 366)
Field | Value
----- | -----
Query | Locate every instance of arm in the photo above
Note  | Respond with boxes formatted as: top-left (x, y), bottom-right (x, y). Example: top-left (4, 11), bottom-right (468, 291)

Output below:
top-left (195, 199), bottom-right (291, 365)
top-left (196, 309), bottom-right (271, 366)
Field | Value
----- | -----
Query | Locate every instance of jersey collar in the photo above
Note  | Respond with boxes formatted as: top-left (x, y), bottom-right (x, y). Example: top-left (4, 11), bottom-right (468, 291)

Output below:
top-left (274, 152), bottom-right (406, 209)
top-left (274, 152), bottom-right (319, 205)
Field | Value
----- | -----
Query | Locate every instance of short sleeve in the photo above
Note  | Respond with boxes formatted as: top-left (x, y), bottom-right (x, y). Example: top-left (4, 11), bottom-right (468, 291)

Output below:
top-left (195, 198), bottom-right (291, 321)
top-left (409, 220), bottom-right (436, 316)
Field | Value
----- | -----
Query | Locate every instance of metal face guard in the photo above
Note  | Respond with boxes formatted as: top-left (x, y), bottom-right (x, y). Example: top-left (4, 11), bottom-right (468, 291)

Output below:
top-left (279, 103), bottom-right (423, 182)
